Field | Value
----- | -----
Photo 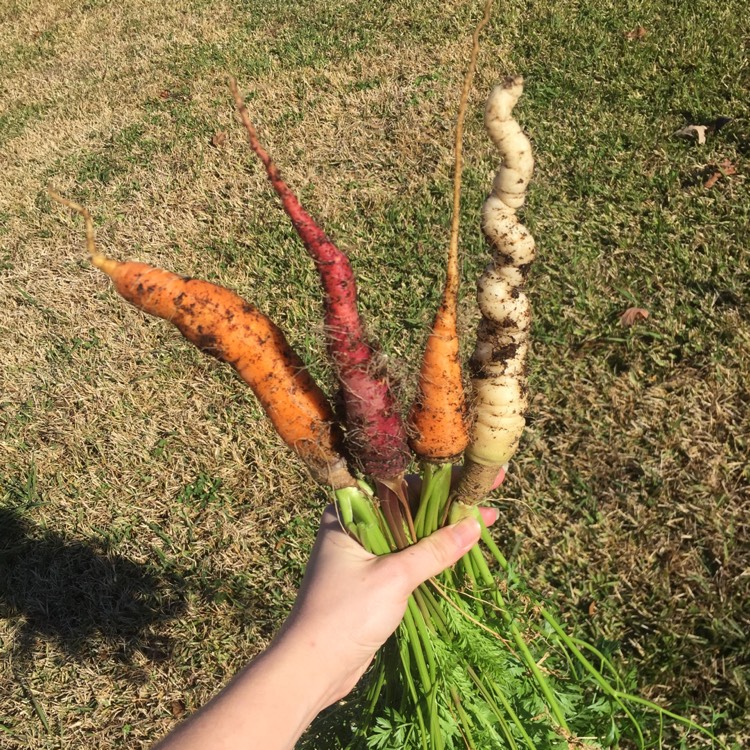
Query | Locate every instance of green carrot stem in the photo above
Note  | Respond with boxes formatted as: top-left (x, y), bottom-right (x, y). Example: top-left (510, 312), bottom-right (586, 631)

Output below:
top-left (367, 654), bottom-right (386, 714)
top-left (478, 667), bottom-right (540, 750)
top-left (459, 513), bottom-right (572, 734)
top-left (569, 636), bottom-right (628, 692)
top-left (414, 463), bottom-right (435, 538)
top-left (346, 495), bottom-right (394, 556)
top-left (427, 464), bottom-right (453, 534)
top-left (347, 487), bottom-right (377, 524)
top-left (397, 629), bottom-right (429, 750)
top-left (429, 687), bottom-right (444, 750)
top-left (466, 666), bottom-right (522, 750)
top-left (465, 544), bottom-right (570, 732)
top-left (418, 583), bottom-right (450, 634)
top-left (403, 602), bottom-right (433, 690)
top-left (449, 687), bottom-right (477, 750)
top-left (456, 535), bottom-right (486, 620)
top-left (412, 588), bottom-right (436, 634)
top-left (336, 487), bottom-right (356, 527)
top-left (414, 462), bottom-right (454, 538)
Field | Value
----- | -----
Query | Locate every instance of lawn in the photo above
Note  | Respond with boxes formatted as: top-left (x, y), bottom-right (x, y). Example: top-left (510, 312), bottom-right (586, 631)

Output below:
top-left (0, 0), bottom-right (748, 747)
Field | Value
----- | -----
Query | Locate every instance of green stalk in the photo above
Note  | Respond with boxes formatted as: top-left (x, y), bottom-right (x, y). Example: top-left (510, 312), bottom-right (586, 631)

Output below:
top-left (403, 603), bottom-right (433, 691)
top-left (334, 486), bottom-right (359, 537)
top-left (466, 543), bottom-right (571, 733)
top-left (426, 464), bottom-right (453, 535)
top-left (398, 629), bottom-right (429, 750)
top-left (466, 666), bottom-right (523, 750)
top-left (418, 584), bottom-right (450, 634)
top-left (414, 463), bottom-right (435, 538)
top-left (459, 550), bottom-right (485, 619)
top-left (367, 654), bottom-right (387, 714)
top-left (570, 637), bottom-right (629, 692)
top-left (408, 597), bottom-right (437, 684)
top-left (429, 686), bottom-right (444, 750)
top-left (449, 687), bottom-right (477, 750)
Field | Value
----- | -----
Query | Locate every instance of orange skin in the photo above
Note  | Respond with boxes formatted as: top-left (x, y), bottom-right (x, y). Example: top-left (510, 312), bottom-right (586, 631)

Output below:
top-left (408, 301), bottom-right (469, 462)
top-left (93, 255), bottom-right (353, 487)
top-left (406, 4), bottom-right (491, 464)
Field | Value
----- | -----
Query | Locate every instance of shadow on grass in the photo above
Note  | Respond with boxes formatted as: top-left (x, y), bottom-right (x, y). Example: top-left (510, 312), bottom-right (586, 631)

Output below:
top-left (0, 506), bottom-right (186, 667)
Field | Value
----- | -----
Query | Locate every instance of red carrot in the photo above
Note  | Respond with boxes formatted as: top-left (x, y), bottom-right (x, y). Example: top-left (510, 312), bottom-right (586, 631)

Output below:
top-left (230, 79), bottom-right (410, 480)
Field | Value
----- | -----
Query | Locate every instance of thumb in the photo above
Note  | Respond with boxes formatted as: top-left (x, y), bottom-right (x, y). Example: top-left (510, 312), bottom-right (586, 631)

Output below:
top-left (394, 517), bottom-right (482, 589)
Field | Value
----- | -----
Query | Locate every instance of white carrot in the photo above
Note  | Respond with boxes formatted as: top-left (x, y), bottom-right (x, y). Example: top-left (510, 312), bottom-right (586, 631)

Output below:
top-left (455, 76), bottom-right (536, 503)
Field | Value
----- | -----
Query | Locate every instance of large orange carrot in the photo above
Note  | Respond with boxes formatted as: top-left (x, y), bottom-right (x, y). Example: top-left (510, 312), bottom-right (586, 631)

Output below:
top-left (407, 0), bottom-right (492, 462)
top-left (49, 190), bottom-right (355, 489)
top-left (230, 80), bottom-right (410, 481)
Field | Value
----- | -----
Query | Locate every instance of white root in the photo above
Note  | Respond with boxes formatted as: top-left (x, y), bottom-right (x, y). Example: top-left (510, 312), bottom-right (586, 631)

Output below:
top-left (455, 75), bottom-right (536, 503)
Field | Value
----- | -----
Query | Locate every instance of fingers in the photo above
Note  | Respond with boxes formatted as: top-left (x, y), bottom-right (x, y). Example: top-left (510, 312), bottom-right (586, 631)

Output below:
top-left (478, 505), bottom-right (500, 527)
top-left (490, 465), bottom-right (507, 491)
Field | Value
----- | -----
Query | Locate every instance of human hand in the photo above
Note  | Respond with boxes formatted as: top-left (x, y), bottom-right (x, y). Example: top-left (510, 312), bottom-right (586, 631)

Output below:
top-left (154, 475), bottom-right (504, 750)
top-left (273, 501), bottom-right (500, 707)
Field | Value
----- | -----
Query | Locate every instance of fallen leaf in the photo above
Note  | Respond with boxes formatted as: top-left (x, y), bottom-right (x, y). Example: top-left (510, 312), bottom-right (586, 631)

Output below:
top-left (625, 25), bottom-right (647, 41)
top-left (620, 307), bottom-right (650, 327)
top-left (704, 159), bottom-right (737, 189)
top-left (211, 131), bottom-right (228, 148)
top-left (676, 125), bottom-right (708, 145)
top-left (588, 600), bottom-right (597, 617)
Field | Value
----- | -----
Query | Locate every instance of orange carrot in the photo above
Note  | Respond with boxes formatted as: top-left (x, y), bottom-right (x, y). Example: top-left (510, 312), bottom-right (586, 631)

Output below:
top-left (407, 0), bottom-right (492, 462)
top-left (49, 190), bottom-right (355, 489)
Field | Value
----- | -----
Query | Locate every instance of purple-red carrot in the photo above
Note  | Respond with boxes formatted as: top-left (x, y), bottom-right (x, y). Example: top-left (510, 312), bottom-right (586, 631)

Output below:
top-left (230, 79), bottom-right (410, 480)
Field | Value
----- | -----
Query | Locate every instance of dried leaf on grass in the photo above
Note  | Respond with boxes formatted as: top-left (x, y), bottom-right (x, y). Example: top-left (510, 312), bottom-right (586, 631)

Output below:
top-left (620, 307), bottom-right (650, 326)
top-left (704, 159), bottom-right (737, 189)
top-left (625, 26), bottom-right (647, 41)
top-left (676, 125), bottom-right (708, 145)
top-left (211, 131), bottom-right (228, 148)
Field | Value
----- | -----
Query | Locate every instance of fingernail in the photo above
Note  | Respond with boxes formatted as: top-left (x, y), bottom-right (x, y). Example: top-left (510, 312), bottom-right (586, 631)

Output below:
top-left (490, 466), bottom-right (508, 491)
top-left (451, 517), bottom-right (481, 549)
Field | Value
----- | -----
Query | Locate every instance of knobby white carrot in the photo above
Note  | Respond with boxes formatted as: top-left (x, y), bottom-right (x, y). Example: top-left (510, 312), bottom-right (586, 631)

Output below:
top-left (454, 76), bottom-right (536, 503)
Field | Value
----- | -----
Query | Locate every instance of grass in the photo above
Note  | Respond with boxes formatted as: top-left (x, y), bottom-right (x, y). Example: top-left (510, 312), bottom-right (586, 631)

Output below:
top-left (0, 0), bottom-right (748, 746)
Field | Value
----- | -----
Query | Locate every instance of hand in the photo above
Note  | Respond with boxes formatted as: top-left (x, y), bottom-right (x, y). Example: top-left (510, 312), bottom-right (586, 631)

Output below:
top-left (154, 473), bottom-right (503, 750)
top-left (275, 502), bottom-right (500, 705)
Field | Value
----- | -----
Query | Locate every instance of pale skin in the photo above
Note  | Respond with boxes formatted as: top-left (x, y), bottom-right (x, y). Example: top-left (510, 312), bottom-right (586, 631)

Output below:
top-left (154, 502), bottom-right (500, 750)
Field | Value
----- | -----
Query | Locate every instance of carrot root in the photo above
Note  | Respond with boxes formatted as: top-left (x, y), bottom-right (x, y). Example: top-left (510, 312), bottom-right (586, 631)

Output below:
top-left (407, 0), bottom-right (492, 463)
top-left (50, 191), bottom-right (355, 489)
top-left (230, 79), bottom-right (410, 480)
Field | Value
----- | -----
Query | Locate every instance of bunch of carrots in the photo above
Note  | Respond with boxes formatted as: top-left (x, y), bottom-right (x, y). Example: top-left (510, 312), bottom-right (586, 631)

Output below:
top-left (50, 6), bottom-right (724, 747)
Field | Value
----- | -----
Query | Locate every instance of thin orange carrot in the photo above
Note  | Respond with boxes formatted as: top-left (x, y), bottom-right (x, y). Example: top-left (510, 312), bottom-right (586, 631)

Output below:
top-left (407, 0), bottom-right (493, 462)
top-left (49, 190), bottom-right (354, 489)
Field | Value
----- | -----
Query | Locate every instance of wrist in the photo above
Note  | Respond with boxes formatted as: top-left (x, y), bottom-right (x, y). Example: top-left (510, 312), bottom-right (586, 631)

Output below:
top-left (271, 622), bottom-right (366, 708)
